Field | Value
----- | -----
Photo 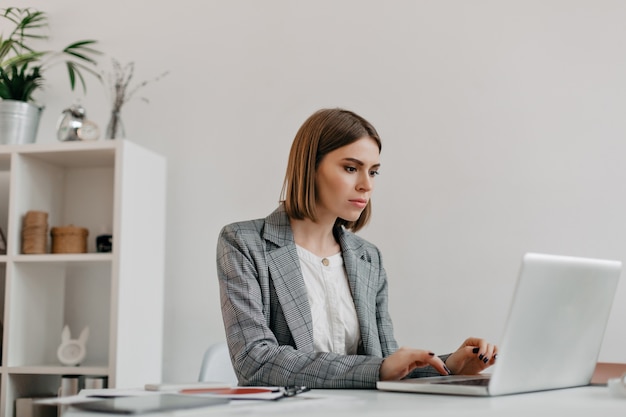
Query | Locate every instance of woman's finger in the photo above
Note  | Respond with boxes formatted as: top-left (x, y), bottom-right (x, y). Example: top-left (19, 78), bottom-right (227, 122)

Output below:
top-left (380, 348), bottom-right (449, 381)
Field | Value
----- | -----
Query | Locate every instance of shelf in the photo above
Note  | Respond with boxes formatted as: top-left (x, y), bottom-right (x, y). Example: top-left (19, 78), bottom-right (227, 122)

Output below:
top-left (0, 141), bottom-right (116, 168)
top-left (0, 140), bottom-right (165, 417)
top-left (7, 365), bottom-right (109, 376)
top-left (11, 148), bottom-right (115, 255)
top-left (20, 148), bottom-right (115, 169)
top-left (12, 253), bottom-right (113, 264)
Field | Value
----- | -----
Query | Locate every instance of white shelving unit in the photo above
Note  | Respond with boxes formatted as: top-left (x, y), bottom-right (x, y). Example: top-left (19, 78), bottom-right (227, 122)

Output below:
top-left (0, 140), bottom-right (166, 417)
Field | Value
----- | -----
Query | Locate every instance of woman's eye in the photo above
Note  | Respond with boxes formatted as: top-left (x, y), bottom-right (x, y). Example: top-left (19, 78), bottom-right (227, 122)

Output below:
top-left (345, 166), bottom-right (357, 173)
top-left (369, 170), bottom-right (380, 177)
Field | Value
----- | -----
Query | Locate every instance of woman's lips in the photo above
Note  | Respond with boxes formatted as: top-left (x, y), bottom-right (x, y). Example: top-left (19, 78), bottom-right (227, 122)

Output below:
top-left (349, 199), bottom-right (368, 209)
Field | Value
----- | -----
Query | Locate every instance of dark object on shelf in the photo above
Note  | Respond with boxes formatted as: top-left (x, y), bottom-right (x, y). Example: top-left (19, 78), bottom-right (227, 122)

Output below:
top-left (50, 225), bottom-right (88, 253)
top-left (21, 210), bottom-right (48, 254)
top-left (96, 234), bottom-right (113, 253)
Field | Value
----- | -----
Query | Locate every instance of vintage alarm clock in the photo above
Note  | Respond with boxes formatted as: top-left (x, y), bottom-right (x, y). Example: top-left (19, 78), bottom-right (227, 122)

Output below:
top-left (56, 104), bottom-right (100, 141)
top-left (57, 325), bottom-right (89, 366)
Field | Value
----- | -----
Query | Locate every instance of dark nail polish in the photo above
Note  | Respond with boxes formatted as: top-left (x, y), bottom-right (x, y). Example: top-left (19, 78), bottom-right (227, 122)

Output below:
top-left (479, 354), bottom-right (484, 360)
top-left (483, 357), bottom-right (489, 363)
top-left (472, 347), bottom-right (479, 354)
top-left (428, 352), bottom-right (435, 356)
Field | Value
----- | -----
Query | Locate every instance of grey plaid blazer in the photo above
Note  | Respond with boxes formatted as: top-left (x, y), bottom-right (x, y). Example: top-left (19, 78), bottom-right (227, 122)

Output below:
top-left (217, 205), bottom-right (443, 388)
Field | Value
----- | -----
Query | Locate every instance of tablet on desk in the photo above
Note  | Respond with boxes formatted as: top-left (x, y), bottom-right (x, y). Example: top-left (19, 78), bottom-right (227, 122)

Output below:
top-left (71, 394), bottom-right (229, 414)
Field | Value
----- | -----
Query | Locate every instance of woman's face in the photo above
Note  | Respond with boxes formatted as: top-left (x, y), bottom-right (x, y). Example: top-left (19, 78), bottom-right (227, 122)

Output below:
top-left (315, 136), bottom-right (380, 223)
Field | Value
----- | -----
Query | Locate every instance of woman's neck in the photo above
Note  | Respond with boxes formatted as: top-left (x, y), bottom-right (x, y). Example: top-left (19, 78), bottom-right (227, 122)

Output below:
top-left (290, 217), bottom-right (340, 258)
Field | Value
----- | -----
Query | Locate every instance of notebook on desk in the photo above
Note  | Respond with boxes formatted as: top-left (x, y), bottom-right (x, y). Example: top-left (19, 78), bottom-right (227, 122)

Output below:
top-left (377, 253), bottom-right (622, 397)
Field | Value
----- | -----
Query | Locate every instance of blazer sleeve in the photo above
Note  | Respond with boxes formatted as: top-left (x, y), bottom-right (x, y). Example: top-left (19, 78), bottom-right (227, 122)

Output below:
top-left (216, 223), bottom-right (384, 389)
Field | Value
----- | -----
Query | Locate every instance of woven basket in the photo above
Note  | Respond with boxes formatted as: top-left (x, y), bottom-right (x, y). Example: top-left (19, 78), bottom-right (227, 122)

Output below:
top-left (51, 225), bottom-right (89, 254)
top-left (21, 210), bottom-right (48, 254)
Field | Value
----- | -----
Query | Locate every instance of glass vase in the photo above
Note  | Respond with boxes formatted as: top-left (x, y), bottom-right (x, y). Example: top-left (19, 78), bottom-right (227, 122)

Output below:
top-left (105, 110), bottom-right (125, 139)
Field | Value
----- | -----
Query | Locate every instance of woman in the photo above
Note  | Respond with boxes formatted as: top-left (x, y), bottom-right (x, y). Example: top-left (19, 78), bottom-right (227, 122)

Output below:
top-left (217, 108), bottom-right (497, 388)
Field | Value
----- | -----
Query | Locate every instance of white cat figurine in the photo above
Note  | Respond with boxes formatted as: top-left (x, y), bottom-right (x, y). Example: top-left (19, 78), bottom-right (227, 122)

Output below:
top-left (57, 325), bottom-right (89, 366)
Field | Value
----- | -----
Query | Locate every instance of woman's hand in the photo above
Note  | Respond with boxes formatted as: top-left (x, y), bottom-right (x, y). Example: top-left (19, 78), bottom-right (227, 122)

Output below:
top-left (379, 347), bottom-right (450, 381)
top-left (445, 337), bottom-right (498, 375)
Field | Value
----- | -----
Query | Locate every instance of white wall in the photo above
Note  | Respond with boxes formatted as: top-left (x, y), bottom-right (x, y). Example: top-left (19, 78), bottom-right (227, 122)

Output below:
top-left (14, 0), bottom-right (626, 382)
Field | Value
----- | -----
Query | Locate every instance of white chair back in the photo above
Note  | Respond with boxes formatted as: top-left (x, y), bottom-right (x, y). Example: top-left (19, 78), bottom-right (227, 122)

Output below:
top-left (198, 342), bottom-right (238, 385)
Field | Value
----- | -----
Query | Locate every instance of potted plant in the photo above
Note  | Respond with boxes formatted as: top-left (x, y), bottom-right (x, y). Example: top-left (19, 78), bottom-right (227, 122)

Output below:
top-left (0, 7), bottom-right (101, 144)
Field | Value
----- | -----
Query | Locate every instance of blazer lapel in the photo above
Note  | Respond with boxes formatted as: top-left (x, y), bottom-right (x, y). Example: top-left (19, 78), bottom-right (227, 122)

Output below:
top-left (340, 230), bottom-right (381, 356)
top-left (264, 208), bottom-right (315, 352)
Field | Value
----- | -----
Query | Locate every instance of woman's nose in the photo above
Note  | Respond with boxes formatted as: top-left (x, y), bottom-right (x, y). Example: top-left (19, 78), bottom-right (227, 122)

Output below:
top-left (357, 174), bottom-right (373, 191)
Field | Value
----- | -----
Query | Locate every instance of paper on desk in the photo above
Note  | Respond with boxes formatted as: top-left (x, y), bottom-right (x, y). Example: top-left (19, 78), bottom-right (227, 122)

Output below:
top-left (34, 388), bottom-right (159, 406)
top-left (182, 387), bottom-right (286, 400)
top-left (81, 388), bottom-right (161, 397)
top-left (144, 382), bottom-right (287, 400)
top-left (145, 381), bottom-right (231, 391)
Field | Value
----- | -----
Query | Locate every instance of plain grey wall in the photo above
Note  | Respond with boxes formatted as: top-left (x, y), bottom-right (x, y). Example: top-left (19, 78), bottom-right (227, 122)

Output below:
top-left (16, 0), bottom-right (626, 382)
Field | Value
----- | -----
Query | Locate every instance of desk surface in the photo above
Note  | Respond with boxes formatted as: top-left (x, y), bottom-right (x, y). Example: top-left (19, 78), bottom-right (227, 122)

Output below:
top-left (65, 386), bottom-right (626, 417)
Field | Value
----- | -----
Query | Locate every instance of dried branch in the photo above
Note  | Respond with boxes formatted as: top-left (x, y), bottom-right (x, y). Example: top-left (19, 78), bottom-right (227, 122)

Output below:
top-left (103, 57), bottom-right (169, 115)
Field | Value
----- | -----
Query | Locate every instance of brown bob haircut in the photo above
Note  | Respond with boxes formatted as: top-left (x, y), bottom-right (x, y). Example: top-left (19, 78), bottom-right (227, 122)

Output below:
top-left (280, 108), bottom-right (382, 232)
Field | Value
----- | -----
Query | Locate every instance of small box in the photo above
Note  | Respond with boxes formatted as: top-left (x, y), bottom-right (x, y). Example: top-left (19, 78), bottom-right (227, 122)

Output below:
top-left (50, 225), bottom-right (88, 253)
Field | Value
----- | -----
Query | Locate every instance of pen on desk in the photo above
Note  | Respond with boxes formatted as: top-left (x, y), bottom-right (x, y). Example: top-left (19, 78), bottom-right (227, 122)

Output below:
top-left (87, 395), bottom-right (130, 399)
top-left (281, 386), bottom-right (310, 397)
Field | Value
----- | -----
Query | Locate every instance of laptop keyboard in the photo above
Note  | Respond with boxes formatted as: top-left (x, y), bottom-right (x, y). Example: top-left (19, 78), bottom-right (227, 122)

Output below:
top-left (433, 378), bottom-right (491, 387)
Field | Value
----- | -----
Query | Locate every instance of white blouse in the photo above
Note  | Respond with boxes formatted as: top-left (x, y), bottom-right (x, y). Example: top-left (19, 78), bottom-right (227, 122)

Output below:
top-left (296, 245), bottom-right (361, 355)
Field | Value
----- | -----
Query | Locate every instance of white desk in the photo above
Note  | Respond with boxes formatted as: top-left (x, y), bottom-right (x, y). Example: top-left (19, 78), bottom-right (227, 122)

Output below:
top-left (64, 386), bottom-right (626, 417)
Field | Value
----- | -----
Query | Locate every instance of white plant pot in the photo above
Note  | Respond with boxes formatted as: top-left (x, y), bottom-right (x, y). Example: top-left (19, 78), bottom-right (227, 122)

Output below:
top-left (0, 100), bottom-right (44, 145)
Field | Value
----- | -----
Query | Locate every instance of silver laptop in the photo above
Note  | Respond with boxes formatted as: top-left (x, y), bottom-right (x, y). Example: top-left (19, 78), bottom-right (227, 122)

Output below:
top-left (377, 253), bottom-right (622, 396)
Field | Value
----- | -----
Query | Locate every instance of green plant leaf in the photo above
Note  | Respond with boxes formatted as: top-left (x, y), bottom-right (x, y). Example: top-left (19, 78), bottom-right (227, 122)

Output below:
top-left (0, 63), bottom-right (43, 101)
top-left (0, 7), bottom-right (102, 101)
